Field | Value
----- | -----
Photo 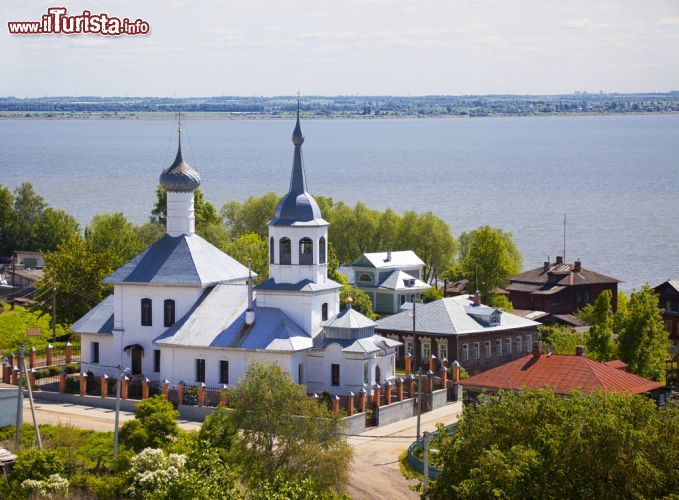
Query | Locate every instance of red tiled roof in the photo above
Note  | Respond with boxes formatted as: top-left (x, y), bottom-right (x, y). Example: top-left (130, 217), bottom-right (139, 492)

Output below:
top-left (460, 354), bottom-right (663, 395)
top-left (603, 359), bottom-right (628, 370)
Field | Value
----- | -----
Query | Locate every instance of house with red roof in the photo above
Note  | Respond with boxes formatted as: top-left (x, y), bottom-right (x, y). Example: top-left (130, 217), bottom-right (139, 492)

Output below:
top-left (460, 342), bottom-right (669, 404)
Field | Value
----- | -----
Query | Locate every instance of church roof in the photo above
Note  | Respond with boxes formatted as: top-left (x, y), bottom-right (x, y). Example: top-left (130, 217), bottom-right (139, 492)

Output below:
top-left (104, 233), bottom-right (252, 286)
top-left (255, 278), bottom-right (342, 293)
top-left (313, 334), bottom-right (401, 354)
top-left (71, 295), bottom-right (114, 334)
top-left (269, 103), bottom-right (327, 227)
top-left (321, 306), bottom-right (376, 329)
top-left (159, 135), bottom-right (201, 192)
top-left (155, 284), bottom-right (312, 352)
top-left (379, 270), bottom-right (431, 291)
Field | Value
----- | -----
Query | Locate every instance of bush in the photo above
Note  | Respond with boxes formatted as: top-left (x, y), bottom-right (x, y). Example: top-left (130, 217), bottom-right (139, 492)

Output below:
top-left (64, 363), bottom-right (78, 374)
top-left (11, 449), bottom-right (64, 484)
top-left (120, 395), bottom-right (179, 451)
top-left (47, 365), bottom-right (61, 376)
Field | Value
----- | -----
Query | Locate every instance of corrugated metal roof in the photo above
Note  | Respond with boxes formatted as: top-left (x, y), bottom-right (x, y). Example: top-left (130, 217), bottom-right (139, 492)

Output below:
top-left (71, 295), bottom-right (114, 334)
top-left (155, 284), bottom-right (312, 352)
top-left (352, 251), bottom-right (425, 269)
top-left (255, 278), bottom-right (342, 293)
top-left (104, 234), bottom-right (252, 286)
top-left (379, 270), bottom-right (430, 291)
top-left (321, 306), bottom-right (376, 329)
top-left (313, 334), bottom-right (401, 353)
top-left (375, 295), bottom-right (540, 335)
top-left (510, 263), bottom-right (619, 287)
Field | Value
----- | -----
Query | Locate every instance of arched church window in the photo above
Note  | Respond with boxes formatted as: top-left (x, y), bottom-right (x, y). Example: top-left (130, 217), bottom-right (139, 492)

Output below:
top-left (319, 236), bottom-right (326, 264)
top-left (269, 236), bottom-right (274, 264)
top-left (322, 302), bottom-right (328, 321)
top-left (164, 299), bottom-right (175, 327)
top-left (141, 298), bottom-right (152, 326)
top-left (279, 237), bottom-right (291, 265)
top-left (358, 273), bottom-right (372, 284)
top-left (299, 237), bottom-right (313, 265)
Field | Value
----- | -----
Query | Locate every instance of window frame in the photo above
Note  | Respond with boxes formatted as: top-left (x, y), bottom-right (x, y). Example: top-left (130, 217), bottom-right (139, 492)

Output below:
top-left (92, 341), bottom-right (99, 364)
top-left (474, 342), bottom-right (480, 359)
top-left (506, 338), bottom-right (512, 355)
top-left (269, 236), bottom-right (275, 264)
top-left (163, 299), bottom-right (175, 327)
top-left (196, 358), bottom-right (206, 383)
top-left (319, 236), bottom-right (326, 264)
top-left (141, 298), bottom-right (152, 326)
top-left (485, 341), bottom-right (491, 358)
top-left (219, 360), bottom-right (229, 385)
top-left (299, 237), bottom-right (313, 265)
top-left (331, 363), bottom-right (340, 386)
top-left (322, 302), bottom-right (329, 321)
top-left (153, 349), bottom-right (161, 372)
top-left (526, 335), bottom-right (533, 353)
top-left (496, 339), bottom-right (502, 357)
top-left (279, 237), bottom-right (292, 265)
top-left (515, 336), bottom-right (522, 354)
top-left (462, 343), bottom-right (469, 361)
top-left (358, 273), bottom-right (373, 284)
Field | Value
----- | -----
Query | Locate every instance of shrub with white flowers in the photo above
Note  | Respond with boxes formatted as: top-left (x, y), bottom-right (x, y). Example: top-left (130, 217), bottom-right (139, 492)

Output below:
top-left (21, 473), bottom-right (69, 497)
top-left (127, 448), bottom-right (187, 497)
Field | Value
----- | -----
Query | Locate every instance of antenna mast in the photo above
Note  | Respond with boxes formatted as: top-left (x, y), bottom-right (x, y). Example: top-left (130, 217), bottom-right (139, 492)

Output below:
top-left (563, 213), bottom-right (566, 262)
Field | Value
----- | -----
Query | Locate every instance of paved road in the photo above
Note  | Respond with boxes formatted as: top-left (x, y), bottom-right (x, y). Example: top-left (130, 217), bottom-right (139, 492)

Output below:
top-left (22, 398), bottom-right (462, 498)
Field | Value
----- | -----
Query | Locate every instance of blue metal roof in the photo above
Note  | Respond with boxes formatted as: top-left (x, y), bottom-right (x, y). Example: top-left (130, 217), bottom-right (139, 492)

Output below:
top-left (313, 334), bottom-right (401, 353)
top-left (71, 295), bottom-right (114, 334)
top-left (255, 278), bottom-right (343, 293)
top-left (104, 233), bottom-right (252, 286)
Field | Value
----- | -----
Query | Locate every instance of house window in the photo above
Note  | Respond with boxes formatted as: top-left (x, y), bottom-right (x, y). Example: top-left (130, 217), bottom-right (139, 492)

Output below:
top-left (299, 237), bottom-right (313, 265)
top-left (405, 340), bottom-right (413, 356)
top-left (279, 237), bottom-right (291, 265)
top-left (164, 299), bottom-right (175, 327)
top-left (474, 342), bottom-right (480, 359)
top-left (322, 302), bottom-right (328, 321)
top-left (496, 339), bottom-right (502, 357)
top-left (141, 298), bottom-right (152, 326)
top-left (515, 336), bottom-right (522, 354)
top-left (485, 341), bottom-right (491, 358)
top-left (319, 236), bottom-right (326, 264)
top-left (462, 344), bottom-right (469, 361)
top-left (584, 290), bottom-right (590, 303)
top-left (92, 342), bottom-right (99, 364)
top-left (506, 338), bottom-right (512, 354)
top-left (331, 364), bottom-right (340, 386)
top-left (298, 363), bottom-right (304, 384)
top-left (153, 350), bottom-right (161, 372)
top-left (422, 342), bottom-right (431, 361)
top-left (220, 361), bottom-right (229, 384)
top-left (358, 273), bottom-right (372, 284)
top-left (400, 294), bottom-right (406, 305)
top-left (196, 359), bottom-right (205, 383)
top-left (526, 336), bottom-right (533, 353)
top-left (269, 236), bottom-right (274, 264)
top-left (363, 362), bottom-right (369, 384)
top-left (439, 343), bottom-right (448, 361)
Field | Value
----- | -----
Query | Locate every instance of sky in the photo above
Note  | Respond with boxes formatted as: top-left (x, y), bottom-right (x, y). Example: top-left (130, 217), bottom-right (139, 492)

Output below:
top-left (2, 0), bottom-right (678, 97)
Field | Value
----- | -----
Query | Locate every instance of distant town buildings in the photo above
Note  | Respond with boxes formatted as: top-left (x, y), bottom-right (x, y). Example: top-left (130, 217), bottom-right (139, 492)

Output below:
top-left (507, 256), bottom-right (619, 325)
top-left (654, 280), bottom-right (679, 350)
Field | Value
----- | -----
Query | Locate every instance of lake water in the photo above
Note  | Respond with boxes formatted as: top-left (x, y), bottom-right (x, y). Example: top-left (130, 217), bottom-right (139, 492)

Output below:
top-left (1, 115), bottom-right (678, 293)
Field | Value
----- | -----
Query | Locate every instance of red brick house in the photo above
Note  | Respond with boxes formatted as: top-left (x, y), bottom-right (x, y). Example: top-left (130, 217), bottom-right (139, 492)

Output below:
top-left (653, 280), bottom-right (679, 349)
top-left (460, 343), bottom-right (668, 403)
top-left (506, 256), bottom-right (619, 321)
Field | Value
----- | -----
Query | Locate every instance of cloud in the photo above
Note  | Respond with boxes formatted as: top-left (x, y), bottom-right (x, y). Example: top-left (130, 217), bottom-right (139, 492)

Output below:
top-left (593, 4), bottom-right (620, 11)
top-left (564, 18), bottom-right (592, 29)
top-left (658, 17), bottom-right (679, 27)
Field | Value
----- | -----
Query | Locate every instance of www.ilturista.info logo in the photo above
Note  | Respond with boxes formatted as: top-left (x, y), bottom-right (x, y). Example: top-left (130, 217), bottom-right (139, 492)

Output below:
top-left (8, 7), bottom-right (150, 36)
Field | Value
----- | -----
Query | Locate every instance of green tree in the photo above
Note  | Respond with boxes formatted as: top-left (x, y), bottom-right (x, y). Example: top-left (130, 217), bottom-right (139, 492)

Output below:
top-left (120, 395), bottom-right (179, 451)
top-left (422, 287), bottom-right (443, 303)
top-left (226, 362), bottom-right (352, 494)
top-left (327, 243), bottom-right (348, 285)
top-left (198, 407), bottom-right (237, 451)
top-left (0, 184), bottom-right (14, 254)
top-left (579, 290), bottom-right (616, 361)
top-left (340, 285), bottom-right (374, 318)
top-left (617, 284), bottom-right (670, 381)
top-left (37, 208), bottom-right (80, 252)
top-left (11, 182), bottom-right (46, 251)
top-left (223, 233), bottom-right (268, 283)
top-left (0, 305), bottom-right (67, 352)
top-left (135, 221), bottom-right (165, 247)
top-left (426, 390), bottom-right (679, 499)
top-left (10, 449), bottom-right (64, 484)
top-left (539, 324), bottom-right (584, 355)
top-left (220, 192), bottom-right (281, 239)
top-left (85, 213), bottom-right (145, 268)
top-left (457, 226), bottom-right (522, 302)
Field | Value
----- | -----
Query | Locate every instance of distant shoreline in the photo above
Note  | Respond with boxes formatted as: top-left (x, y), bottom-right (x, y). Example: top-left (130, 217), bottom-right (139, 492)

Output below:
top-left (2, 111), bottom-right (678, 120)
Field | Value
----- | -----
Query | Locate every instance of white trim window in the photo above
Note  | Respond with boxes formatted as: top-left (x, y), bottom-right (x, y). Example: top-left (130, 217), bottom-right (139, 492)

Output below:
top-left (526, 335), bottom-right (533, 353)
top-left (474, 342), bottom-right (480, 359)
top-left (462, 344), bottom-right (469, 361)
top-left (515, 336), bottom-right (522, 354)
top-left (439, 342), bottom-right (448, 361)
top-left (485, 341), bottom-right (491, 358)
top-left (496, 339), bottom-right (502, 357)
top-left (506, 338), bottom-right (512, 355)
top-left (422, 342), bottom-right (431, 361)
top-left (405, 340), bottom-right (413, 356)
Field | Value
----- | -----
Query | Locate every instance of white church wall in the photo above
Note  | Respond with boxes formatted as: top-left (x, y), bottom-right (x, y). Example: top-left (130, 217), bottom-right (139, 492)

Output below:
top-left (80, 333), bottom-right (117, 376)
top-left (268, 225), bottom-right (329, 284)
top-left (256, 289), bottom-right (339, 338)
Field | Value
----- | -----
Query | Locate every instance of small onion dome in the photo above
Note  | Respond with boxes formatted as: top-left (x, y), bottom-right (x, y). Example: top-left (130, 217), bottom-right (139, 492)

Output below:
top-left (292, 116), bottom-right (304, 145)
top-left (159, 141), bottom-right (201, 192)
top-left (345, 296), bottom-right (354, 304)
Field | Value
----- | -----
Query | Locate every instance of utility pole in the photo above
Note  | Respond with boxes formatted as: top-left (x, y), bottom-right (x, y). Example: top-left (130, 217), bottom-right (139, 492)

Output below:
top-left (423, 431), bottom-right (431, 489)
top-left (113, 364), bottom-right (127, 457)
top-left (22, 350), bottom-right (42, 450)
top-left (14, 346), bottom-right (24, 449)
top-left (51, 275), bottom-right (57, 341)
top-left (10, 255), bottom-right (15, 310)
top-left (563, 213), bottom-right (567, 262)
top-left (416, 368), bottom-right (422, 440)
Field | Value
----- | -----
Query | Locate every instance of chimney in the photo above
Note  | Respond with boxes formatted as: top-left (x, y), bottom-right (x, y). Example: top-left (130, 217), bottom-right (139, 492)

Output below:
top-left (472, 290), bottom-right (481, 306)
top-left (575, 345), bottom-right (585, 357)
top-left (386, 250), bottom-right (392, 262)
top-left (574, 260), bottom-right (581, 272)
top-left (246, 265), bottom-right (255, 326)
top-left (533, 339), bottom-right (543, 357)
top-left (543, 261), bottom-right (550, 272)
top-left (556, 256), bottom-right (563, 264)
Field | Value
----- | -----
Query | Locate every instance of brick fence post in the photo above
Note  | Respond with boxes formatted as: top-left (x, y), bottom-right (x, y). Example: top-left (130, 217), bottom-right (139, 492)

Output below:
top-left (429, 354), bottom-right (436, 373)
top-left (197, 383), bottom-right (205, 407)
top-left (2, 364), bottom-right (9, 384)
top-left (384, 380), bottom-right (392, 406)
top-left (29, 346), bottom-right (36, 369)
top-left (219, 384), bottom-right (227, 407)
top-left (28, 368), bottom-right (37, 391)
top-left (7, 354), bottom-right (14, 370)
top-left (121, 376), bottom-right (129, 400)
top-left (346, 392), bottom-right (355, 415)
top-left (406, 374), bottom-right (415, 399)
top-left (142, 378), bottom-right (150, 400)
top-left (46, 344), bottom-right (53, 366)
top-left (59, 371), bottom-right (66, 394)
top-left (396, 377), bottom-right (404, 401)
top-left (101, 374), bottom-right (109, 398)
top-left (373, 384), bottom-right (381, 408)
top-left (358, 388), bottom-right (367, 413)
top-left (405, 353), bottom-right (412, 376)
top-left (452, 360), bottom-right (460, 383)
top-left (79, 372), bottom-right (87, 396)
top-left (177, 382), bottom-right (185, 406)
top-left (332, 395), bottom-right (340, 414)
top-left (65, 342), bottom-right (72, 364)
top-left (440, 365), bottom-right (448, 390)
top-left (12, 367), bottom-right (19, 385)
top-left (426, 369), bottom-right (434, 393)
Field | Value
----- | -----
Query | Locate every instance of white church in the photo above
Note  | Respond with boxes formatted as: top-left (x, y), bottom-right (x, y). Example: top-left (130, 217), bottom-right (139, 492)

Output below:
top-left (72, 110), bottom-right (400, 395)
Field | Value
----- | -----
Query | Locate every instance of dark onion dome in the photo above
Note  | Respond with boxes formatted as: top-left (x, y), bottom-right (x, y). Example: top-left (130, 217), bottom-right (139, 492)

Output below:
top-left (159, 138), bottom-right (201, 192)
top-left (270, 104), bottom-right (326, 226)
